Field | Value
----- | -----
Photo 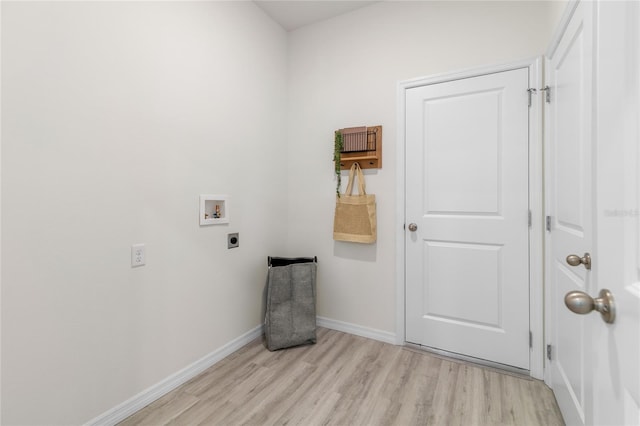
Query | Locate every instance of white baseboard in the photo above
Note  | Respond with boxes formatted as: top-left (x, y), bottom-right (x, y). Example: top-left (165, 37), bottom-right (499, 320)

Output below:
top-left (316, 316), bottom-right (397, 345)
top-left (85, 324), bottom-right (263, 426)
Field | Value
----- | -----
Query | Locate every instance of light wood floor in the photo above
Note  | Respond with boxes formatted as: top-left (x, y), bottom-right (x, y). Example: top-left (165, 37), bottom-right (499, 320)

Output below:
top-left (119, 328), bottom-right (564, 426)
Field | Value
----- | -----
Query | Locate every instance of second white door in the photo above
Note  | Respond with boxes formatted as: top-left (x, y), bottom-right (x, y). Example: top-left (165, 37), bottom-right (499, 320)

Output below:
top-left (405, 68), bottom-right (530, 370)
top-left (545, 2), bottom-right (593, 423)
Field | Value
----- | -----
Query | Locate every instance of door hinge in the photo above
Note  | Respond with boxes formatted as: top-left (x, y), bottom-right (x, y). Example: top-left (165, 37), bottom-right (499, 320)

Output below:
top-left (540, 86), bottom-right (551, 103)
top-left (529, 86), bottom-right (550, 105)
top-left (547, 344), bottom-right (552, 361)
top-left (527, 88), bottom-right (537, 107)
top-left (546, 215), bottom-right (552, 232)
top-left (528, 210), bottom-right (532, 228)
top-left (529, 331), bottom-right (533, 348)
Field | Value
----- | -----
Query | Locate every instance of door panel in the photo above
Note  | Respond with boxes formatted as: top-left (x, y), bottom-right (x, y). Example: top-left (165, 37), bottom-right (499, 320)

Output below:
top-left (406, 68), bottom-right (530, 370)
top-left (424, 90), bottom-right (501, 215)
top-left (555, 25), bottom-right (588, 234)
top-left (424, 241), bottom-right (502, 327)
top-left (555, 264), bottom-right (587, 421)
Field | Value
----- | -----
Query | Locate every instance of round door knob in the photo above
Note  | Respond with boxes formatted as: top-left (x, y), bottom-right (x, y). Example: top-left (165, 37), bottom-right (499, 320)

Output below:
top-left (408, 223), bottom-right (418, 232)
top-left (564, 289), bottom-right (615, 324)
top-left (566, 252), bottom-right (591, 270)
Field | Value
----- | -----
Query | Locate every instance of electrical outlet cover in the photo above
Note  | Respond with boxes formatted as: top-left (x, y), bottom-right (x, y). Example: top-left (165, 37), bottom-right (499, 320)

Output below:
top-left (228, 233), bottom-right (239, 249)
top-left (131, 244), bottom-right (146, 267)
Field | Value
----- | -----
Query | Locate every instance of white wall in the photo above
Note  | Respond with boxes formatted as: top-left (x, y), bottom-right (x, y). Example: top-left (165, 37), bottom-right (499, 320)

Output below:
top-left (286, 1), bottom-right (566, 334)
top-left (1, 2), bottom-right (287, 424)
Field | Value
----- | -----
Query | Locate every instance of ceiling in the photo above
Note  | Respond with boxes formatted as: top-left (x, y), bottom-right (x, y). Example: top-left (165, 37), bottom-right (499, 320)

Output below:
top-left (254, 1), bottom-right (379, 31)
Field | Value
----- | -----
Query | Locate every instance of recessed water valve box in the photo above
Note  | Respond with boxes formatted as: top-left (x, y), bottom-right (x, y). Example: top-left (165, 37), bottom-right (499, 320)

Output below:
top-left (200, 194), bottom-right (229, 225)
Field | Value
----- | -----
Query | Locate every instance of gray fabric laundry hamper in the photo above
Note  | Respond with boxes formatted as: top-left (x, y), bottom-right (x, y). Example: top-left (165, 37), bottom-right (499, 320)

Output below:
top-left (264, 256), bottom-right (317, 351)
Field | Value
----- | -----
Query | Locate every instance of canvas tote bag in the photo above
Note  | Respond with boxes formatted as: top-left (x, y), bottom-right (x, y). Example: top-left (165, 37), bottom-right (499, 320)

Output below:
top-left (333, 162), bottom-right (377, 243)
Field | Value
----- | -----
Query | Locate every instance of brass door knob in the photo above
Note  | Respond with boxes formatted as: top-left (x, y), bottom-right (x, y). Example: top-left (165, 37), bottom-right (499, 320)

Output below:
top-left (564, 289), bottom-right (615, 324)
top-left (566, 252), bottom-right (591, 270)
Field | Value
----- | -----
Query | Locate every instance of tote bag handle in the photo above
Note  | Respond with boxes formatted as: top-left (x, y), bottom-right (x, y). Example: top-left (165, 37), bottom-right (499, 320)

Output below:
top-left (344, 162), bottom-right (366, 196)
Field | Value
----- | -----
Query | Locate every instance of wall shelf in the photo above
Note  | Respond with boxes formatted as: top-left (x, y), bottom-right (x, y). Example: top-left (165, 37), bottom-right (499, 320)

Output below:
top-left (337, 125), bottom-right (382, 170)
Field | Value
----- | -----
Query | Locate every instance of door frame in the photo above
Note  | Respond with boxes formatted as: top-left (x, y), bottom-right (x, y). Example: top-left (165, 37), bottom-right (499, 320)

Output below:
top-left (396, 58), bottom-right (545, 379)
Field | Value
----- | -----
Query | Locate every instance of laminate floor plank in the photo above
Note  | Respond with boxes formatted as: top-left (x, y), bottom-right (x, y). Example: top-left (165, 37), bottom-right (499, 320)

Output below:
top-left (427, 360), bottom-right (460, 425)
top-left (348, 345), bottom-right (405, 425)
top-left (118, 390), bottom-right (199, 426)
top-left (118, 328), bottom-right (565, 426)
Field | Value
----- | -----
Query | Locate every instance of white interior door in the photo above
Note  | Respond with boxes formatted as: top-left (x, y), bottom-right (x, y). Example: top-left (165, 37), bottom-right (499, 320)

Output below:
top-left (545, 2), bottom-right (594, 424)
top-left (405, 68), bottom-right (530, 370)
top-left (546, 1), bottom-right (640, 425)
